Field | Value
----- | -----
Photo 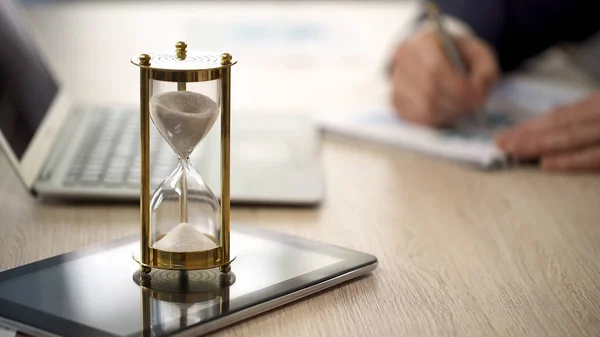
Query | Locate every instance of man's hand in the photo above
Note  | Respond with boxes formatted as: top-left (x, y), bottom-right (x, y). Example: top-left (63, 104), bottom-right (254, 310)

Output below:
top-left (391, 27), bottom-right (500, 127)
top-left (496, 92), bottom-right (600, 172)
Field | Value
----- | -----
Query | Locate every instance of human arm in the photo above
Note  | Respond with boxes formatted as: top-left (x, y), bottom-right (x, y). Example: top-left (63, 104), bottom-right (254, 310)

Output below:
top-left (430, 0), bottom-right (600, 72)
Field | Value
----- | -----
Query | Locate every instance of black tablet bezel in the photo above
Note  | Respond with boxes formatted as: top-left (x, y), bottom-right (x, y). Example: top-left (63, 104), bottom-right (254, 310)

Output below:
top-left (0, 223), bottom-right (377, 337)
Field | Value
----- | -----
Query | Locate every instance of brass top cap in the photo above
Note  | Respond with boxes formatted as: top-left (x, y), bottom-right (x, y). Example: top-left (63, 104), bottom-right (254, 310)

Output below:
top-left (131, 43), bottom-right (236, 71)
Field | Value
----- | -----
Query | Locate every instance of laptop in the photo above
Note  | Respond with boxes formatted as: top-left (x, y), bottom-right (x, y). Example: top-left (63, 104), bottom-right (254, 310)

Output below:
top-left (0, 0), bottom-right (323, 205)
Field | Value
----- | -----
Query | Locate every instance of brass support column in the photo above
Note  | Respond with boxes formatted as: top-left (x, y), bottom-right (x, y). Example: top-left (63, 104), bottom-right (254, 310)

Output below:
top-left (139, 54), bottom-right (152, 274)
top-left (219, 53), bottom-right (232, 273)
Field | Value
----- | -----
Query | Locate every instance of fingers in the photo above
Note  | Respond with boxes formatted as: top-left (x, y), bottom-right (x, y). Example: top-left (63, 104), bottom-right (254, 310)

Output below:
top-left (541, 145), bottom-right (600, 172)
top-left (457, 36), bottom-right (499, 105)
top-left (392, 75), bottom-right (468, 126)
top-left (391, 29), bottom-right (490, 126)
top-left (497, 121), bottom-right (600, 158)
top-left (495, 92), bottom-right (600, 173)
top-left (392, 72), bottom-right (436, 125)
top-left (496, 93), bottom-right (600, 158)
top-left (507, 93), bottom-right (600, 136)
top-left (393, 66), bottom-right (459, 125)
top-left (415, 35), bottom-right (480, 111)
top-left (398, 49), bottom-right (472, 124)
top-left (505, 105), bottom-right (579, 136)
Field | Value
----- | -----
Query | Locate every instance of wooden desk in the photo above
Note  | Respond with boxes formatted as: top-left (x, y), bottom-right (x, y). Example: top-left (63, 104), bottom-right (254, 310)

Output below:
top-left (3, 136), bottom-right (600, 337)
top-left (2, 2), bottom-right (600, 336)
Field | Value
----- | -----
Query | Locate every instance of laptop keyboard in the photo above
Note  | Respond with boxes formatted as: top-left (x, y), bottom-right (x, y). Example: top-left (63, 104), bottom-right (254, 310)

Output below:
top-left (63, 108), bottom-right (177, 188)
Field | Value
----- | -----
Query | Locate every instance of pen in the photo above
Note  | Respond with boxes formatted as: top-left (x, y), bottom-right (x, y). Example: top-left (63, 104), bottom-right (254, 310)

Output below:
top-left (425, 2), bottom-right (485, 125)
top-left (426, 2), bottom-right (468, 75)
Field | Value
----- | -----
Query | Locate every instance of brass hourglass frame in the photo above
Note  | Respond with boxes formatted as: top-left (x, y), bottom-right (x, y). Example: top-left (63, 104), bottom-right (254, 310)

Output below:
top-left (132, 42), bottom-right (236, 274)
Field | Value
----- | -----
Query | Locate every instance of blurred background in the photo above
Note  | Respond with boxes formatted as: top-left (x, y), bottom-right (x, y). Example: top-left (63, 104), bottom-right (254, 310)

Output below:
top-left (15, 0), bottom-right (419, 118)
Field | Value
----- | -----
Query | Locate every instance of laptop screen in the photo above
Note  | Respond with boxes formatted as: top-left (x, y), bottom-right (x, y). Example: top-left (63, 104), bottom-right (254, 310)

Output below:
top-left (0, 0), bottom-right (57, 160)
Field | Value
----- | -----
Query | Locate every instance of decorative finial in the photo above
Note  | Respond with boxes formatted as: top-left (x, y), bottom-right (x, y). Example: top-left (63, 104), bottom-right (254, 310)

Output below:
top-left (138, 54), bottom-right (151, 66)
top-left (220, 53), bottom-right (232, 65)
top-left (176, 41), bottom-right (187, 60)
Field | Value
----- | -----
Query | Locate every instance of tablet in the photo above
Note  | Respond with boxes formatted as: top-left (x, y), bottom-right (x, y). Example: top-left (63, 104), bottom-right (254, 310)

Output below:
top-left (0, 223), bottom-right (377, 337)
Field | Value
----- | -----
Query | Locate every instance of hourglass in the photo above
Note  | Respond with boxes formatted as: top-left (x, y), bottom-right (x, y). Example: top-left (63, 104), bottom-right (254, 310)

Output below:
top-left (132, 42), bottom-right (236, 274)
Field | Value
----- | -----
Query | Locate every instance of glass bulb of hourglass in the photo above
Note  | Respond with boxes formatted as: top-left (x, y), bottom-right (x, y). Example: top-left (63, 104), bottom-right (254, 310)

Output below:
top-left (151, 161), bottom-right (219, 252)
top-left (151, 91), bottom-right (219, 158)
top-left (149, 91), bottom-right (220, 253)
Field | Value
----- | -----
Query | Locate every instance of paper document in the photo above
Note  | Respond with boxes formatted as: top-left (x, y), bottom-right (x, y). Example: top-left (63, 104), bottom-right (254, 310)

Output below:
top-left (320, 78), bottom-right (591, 169)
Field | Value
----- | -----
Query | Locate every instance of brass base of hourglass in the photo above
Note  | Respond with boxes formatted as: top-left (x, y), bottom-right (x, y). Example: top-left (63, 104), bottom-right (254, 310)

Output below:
top-left (133, 248), bottom-right (237, 271)
top-left (133, 268), bottom-right (236, 299)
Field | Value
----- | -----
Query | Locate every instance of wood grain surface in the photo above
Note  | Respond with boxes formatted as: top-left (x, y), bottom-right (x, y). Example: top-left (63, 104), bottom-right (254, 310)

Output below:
top-left (2, 133), bottom-right (600, 337)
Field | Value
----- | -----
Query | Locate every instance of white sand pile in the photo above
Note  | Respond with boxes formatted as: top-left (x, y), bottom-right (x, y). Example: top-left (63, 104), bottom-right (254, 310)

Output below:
top-left (153, 222), bottom-right (217, 252)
